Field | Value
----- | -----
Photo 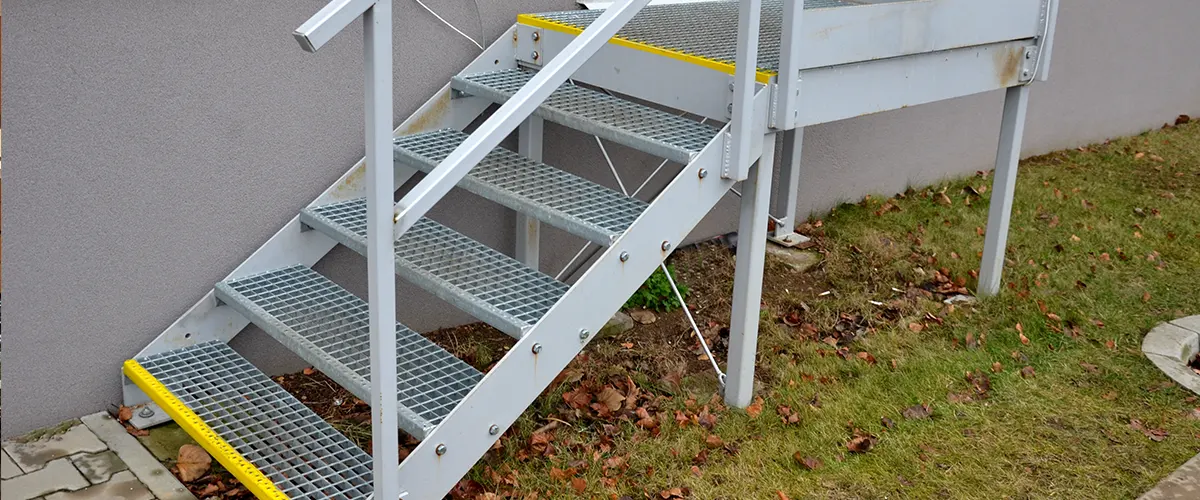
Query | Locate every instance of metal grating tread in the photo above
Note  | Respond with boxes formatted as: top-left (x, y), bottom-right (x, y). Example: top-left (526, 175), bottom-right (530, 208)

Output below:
top-left (524, 0), bottom-right (912, 73)
top-left (452, 69), bottom-right (720, 164)
top-left (394, 129), bottom-right (647, 245)
top-left (301, 199), bottom-right (568, 338)
top-left (135, 341), bottom-right (374, 499)
top-left (215, 265), bottom-right (483, 440)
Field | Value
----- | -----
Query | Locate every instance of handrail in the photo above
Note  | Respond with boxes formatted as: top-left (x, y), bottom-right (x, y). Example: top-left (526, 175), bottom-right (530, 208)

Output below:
top-left (294, 1), bottom-right (402, 499)
top-left (390, 0), bottom-right (653, 241)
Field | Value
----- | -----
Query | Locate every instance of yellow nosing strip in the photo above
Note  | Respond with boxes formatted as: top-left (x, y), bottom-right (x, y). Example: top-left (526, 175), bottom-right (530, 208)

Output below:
top-left (123, 359), bottom-right (289, 500)
top-left (518, 14), bottom-right (775, 84)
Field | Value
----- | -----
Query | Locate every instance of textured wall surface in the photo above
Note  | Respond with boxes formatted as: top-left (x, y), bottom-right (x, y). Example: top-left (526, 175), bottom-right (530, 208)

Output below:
top-left (3, 0), bottom-right (1198, 436)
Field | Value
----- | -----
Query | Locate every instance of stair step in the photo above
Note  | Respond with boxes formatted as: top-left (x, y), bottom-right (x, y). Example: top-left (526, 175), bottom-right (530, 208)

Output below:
top-left (215, 265), bottom-right (483, 440)
top-left (301, 199), bottom-right (568, 338)
top-left (394, 129), bottom-right (647, 245)
top-left (451, 69), bottom-right (721, 164)
top-left (125, 342), bottom-right (374, 499)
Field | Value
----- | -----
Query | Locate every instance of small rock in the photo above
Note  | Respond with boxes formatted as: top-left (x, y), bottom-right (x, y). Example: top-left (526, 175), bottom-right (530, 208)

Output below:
top-left (598, 312), bottom-right (635, 338)
top-left (629, 309), bottom-right (657, 325)
top-left (943, 295), bottom-right (977, 305)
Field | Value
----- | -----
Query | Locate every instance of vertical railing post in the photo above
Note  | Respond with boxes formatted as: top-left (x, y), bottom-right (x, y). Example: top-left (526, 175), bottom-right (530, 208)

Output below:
top-left (726, 132), bottom-right (776, 408)
top-left (364, 1), bottom-right (400, 499)
top-left (723, 0), bottom-right (762, 180)
top-left (769, 0), bottom-right (807, 244)
top-left (978, 85), bottom-right (1030, 296)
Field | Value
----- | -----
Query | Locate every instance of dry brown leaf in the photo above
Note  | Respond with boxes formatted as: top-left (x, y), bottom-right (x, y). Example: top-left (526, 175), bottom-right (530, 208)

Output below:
top-left (901, 403), bottom-right (933, 420)
top-left (176, 444), bottom-right (212, 482)
top-left (570, 477), bottom-right (586, 494)
top-left (846, 433), bottom-right (876, 453)
top-left (992, 362), bottom-right (1003, 373)
top-left (705, 434), bottom-right (725, 449)
top-left (793, 453), bottom-right (823, 470)
top-left (595, 386), bottom-right (625, 412)
top-left (908, 322), bottom-right (925, 333)
top-left (117, 406), bottom-right (133, 422)
top-left (1020, 366), bottom-right (1036, 378)
top-left (302, 367), bottom-right (315, 376)
top-left (746, 397), bottom-right (764, 419)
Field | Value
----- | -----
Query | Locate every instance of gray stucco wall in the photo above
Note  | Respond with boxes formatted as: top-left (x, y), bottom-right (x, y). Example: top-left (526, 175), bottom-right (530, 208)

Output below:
top-left (2, 0), bottom-right (1198, 437)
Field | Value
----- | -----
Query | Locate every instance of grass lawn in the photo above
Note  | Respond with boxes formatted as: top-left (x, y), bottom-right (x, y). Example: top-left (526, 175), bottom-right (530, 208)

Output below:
top-left (277, 120), bottom-right (1200, 499)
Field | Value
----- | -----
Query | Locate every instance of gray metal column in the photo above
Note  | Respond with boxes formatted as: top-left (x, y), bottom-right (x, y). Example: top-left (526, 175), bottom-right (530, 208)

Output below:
top-left (516, 117), bottom-right (544, 269)
top-left (363, 2), bottom-right (401, 499)
top-left (769, 128), bottom-right (809, 245)
top-left (723, 0), bottom-right (763, 180)
top-left (726, 132), bottom-right (776, 408)
top-left (978, 85), bottom-right (1030, 296)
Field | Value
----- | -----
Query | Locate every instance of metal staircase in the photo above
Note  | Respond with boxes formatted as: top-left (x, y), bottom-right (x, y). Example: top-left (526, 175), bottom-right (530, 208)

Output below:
top-left (120, 0), bottom-right (1059, 498)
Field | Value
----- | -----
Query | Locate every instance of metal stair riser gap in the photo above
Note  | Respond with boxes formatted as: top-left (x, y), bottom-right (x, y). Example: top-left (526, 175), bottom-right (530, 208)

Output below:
top-left (300, 200), bottom-right (568, 338)
top-left (452, 69), bottom-right (720, 164)
top-left (394, 129), bottom-right (647, 246)
top-left (214, 265), bottom-right (484, 440)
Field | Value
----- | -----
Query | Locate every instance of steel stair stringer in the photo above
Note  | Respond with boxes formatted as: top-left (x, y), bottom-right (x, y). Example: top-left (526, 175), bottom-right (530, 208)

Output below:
top-left (121, 27), bottom-right (521, 417)
top-left (393, 105), bottom-right (772, 498)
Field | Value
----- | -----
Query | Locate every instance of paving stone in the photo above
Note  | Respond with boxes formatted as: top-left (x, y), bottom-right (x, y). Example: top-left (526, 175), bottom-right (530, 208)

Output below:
top-left (765, 245), bottom-right (821, 273)
top-left (44, 470), bottom-right (153, 500)
top-left (80, 412), bottom-right (193, 500)
top-left (1139, 452), bottom-right (1200, 499)
top-left (1144, 353), bottom-right (1200, 395)
top-left (2, 450), bottom-right (20, 479)
top-left (1170, 315), bottom-right (1200, 335)
top-left (69, 451), bottom-right (127, 484)
top-left (1143, 322), bottom-right (1199, 362)
top-left (3, 425), bottom-right (107, 473)
top-left (0, 457), bottom-right (89, 499)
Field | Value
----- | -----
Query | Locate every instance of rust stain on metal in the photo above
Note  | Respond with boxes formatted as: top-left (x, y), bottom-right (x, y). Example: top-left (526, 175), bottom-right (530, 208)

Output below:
top-left (993, 46), bottom-right (1024, 87)
top-left (398, 89), bottom-right (452, 135)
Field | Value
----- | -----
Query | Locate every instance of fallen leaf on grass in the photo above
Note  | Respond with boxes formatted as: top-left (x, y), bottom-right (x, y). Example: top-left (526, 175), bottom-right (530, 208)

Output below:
top-left (857, 351), bottom-right (878, 365)
top-left (570, 477), bottom-right (586, 493)
top-left (1020, 366), bottom-right (1036, 378)
top-left (746, 397), bottom-right (764, 419)
top-left (908, 323), bottom-right (925, 333)
top-left (1130, 419), bottom-right (1169, 442)
top-left (595, 386), bottom-right (625, 413)
top-left (659, 487), bottom-right (690, 499)
top-left (992, 362), bottom-right (1004, 373)
top-left (1080, 362), bottom-right (1099, 374)
top-left (705, 434), bottom-right (725, 449)
top-left (846, 430), bottom-right (877, 453)
top-left (902, 403), bottom-right (933, 420)
top-left (177, 444), bottom-right (213, 482)
top-left (881, 416), bottom-right (896, 429)
top-left (777, 491), bottom-right (792, 500)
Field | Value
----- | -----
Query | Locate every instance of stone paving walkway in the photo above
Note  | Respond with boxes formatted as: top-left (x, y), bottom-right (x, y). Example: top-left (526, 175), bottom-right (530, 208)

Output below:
top-left (1138, 315), bottom-right (1200, 500)
top-left (1, 412), bottom-right (193, 500)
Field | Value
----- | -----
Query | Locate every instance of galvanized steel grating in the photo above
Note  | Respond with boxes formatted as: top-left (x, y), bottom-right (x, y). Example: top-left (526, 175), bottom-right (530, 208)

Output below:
top-left (302, 199), bottom-right (568, 337)
top-left (525, 0), bottom-right (909, 73)
top-left (136, 341), bottom-right (374, 499)
top-left (395, 129), bottom-right (647, 245)
top-left (216, 265), bottom-right (483, 439)
top-left (452, 69), bottom-right (720, 164)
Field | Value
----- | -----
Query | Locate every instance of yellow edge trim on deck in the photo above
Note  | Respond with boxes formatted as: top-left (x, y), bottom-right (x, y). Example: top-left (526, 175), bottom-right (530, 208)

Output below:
top-left (517, 14), bottom-right (775, 84)
top-left (123, 359), bottom-right (289, 500)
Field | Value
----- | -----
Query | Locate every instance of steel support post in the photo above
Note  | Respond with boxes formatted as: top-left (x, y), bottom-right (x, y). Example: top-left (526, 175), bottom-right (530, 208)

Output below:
top-left (364, 2), bottom-right (401, 499)
top-left (978, 85), bottom-right (1030, 297)
top-left (769, 128), bottom-right (810, 245)
top-left (726, 132), bottom-right (776, 408)
top-left (516, 117), bottom-right (544, 269)
top-left (723, 0), bottom-right (762, 180)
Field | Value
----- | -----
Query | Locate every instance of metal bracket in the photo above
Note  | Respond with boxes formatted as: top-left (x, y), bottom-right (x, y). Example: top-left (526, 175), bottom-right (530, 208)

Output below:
top-left (1018, 46), bottom-right (1038, 83)
top-left (723, 77), bottom-right (735, 120)
top-left (515, 25), bottom-right (545, 67)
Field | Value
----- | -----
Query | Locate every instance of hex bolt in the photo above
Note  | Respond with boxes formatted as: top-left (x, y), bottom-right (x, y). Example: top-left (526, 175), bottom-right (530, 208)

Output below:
top-left (727, 103), bottom-right (734, 114)
top-left (661, 241), bottom-right (672, 252)
top-left (619, 251), bottom-right (630, 262)
top-left (579, 329), bottom-right (591, 341)
top-left (728, 82), bottom-right (735, 91)
top-left (1025, 50), bottom-right (1033, 59)
top-left (532, 32), bottom-right (540, 41)
top-left (698, 168), bottom-right (708, 179)
top-left (532, 343), bottom-right (543, 354)
top-left (435, 444), bottom-right (447, 456)
top-left (488, 425), bottom-right (500, 435)
top-left (531, 51), bottom-right (540, 61)
top-left (1022, 69), bottom-right (1031, 78)
top-left (138, 407), bottom-right (155, 419)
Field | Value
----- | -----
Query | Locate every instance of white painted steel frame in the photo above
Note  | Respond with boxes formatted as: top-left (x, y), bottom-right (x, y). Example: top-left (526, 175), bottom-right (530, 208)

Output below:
top-left (978, 85), bottom-right (1030, 296)
top-left (723, 0), bottom-right (762, 181)
top-left (516, 117), bottom-right (545, 269)
top-left (124, 29), bottom-right (520, 400)
top-left (394, 106), bottom-right (742, 500)
top-left (391, 0), bottom-right (653, 241)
